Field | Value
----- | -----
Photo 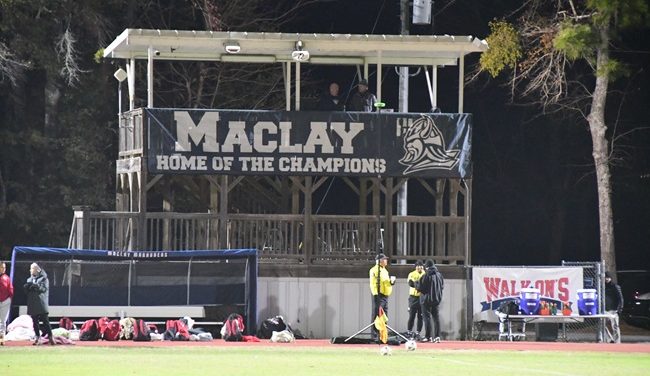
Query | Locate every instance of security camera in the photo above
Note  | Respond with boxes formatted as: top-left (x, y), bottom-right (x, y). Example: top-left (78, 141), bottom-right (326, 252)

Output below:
top-left (154, 50), bottom-right (161, 56)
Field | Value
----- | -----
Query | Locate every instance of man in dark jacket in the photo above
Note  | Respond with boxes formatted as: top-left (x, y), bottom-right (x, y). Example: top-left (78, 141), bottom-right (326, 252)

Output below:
top-left (348, 79), bottom-right (376, 112)
top-left (24, 263), bottom-right (54, 345)
top-left (317, 82), bottom-right (344, 111)
top-left (417, 260), bottom-right (444, 343)
top-left (604, 271), bottom-right (623, 343)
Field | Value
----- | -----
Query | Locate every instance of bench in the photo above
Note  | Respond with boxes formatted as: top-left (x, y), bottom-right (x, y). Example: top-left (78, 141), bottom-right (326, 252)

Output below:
top-left (18, 305), bottom-right (223, 327)
top-left (497, 313), bottom-right (616, 342)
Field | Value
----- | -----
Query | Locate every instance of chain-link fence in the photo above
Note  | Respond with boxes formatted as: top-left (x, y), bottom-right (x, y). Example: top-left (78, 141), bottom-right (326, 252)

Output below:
top-left (560, 261), bottom-right (605, 342)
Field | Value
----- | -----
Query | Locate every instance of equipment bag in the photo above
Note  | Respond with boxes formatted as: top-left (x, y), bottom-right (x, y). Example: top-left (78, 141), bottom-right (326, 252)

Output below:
top-left (164, 319), bottom-right (190, 341)
top-left (103, 319), bottom-right (121, 341)
top-left (59, 317), bottom-right (75, 330)
top-left (97, 316), bottom-right (111, 337)
top-left (257, 315), bottom-right (286, 339)
top-left (79, 319), bottom-right (100, 341)
top-left (222, 313), bottom-right (245, 342)
top-left (133, 319), bottom-right (152, 342)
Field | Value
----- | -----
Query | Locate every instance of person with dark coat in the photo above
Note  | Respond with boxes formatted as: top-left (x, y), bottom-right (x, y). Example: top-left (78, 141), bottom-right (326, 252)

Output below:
top-left (348, 79), bottom-right (377, 112)
top-left (417, 260), bottom-right (444, 343)
top-left (604, 271), bottom-right (623, 343)
top-left (24, 263), bottom-right (54, 345)
top-left (317, 82), bottom-right (344, 111)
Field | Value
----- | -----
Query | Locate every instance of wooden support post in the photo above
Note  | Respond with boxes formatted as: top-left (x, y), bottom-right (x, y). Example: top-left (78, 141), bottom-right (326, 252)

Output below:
top-left (209, 178), bottom-right (219, 249)
top-left (304, 177), bottom-right (313, 264)
top-left (162, 179), bottom-right (173, 251)
top-left (359, 178), bottom-right (367, 215)
top-left (384, 178), bottom-right (394, 257)
top-left (137, 168), bottom-right (147, 251)
top-left (434, 179), bottom-right (445, 260)
top-left (219, 175), bottom-right (229, 249)
top-left (72, 205), bottom-right (92, 249)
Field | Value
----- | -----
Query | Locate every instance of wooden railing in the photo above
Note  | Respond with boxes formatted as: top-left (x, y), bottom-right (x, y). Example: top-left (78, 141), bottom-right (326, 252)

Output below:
top-left (69, 209), bottom-right (467, 264)
top-left (118, 109), bottom-right (144, 157)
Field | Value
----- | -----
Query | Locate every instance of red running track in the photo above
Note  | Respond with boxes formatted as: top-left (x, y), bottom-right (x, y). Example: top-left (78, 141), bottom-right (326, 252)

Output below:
top-left (4, 339), bottom-right (650, 353)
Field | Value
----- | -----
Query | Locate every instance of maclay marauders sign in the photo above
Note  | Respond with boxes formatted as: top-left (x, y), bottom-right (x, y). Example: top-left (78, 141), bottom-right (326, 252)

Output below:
top-left (146, 109), bottom-right (472, 178)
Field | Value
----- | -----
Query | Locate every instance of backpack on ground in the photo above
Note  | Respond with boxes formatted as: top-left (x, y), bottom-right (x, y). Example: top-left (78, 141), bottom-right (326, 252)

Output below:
top-left (59, 317), bottom-right (75, 330)
top-left (119, 317), bottom-right (136, 340)
top-left (257, 315), bottom-right (287, 339)
top-left (222, 313), bottom-right (245, 342)
top-left (132, 319), bottom-right (152, 341)
top-left (102, 319), bottom-right (121, 341)
top-left (164, 319), bottom-right (190, 341)
top-left (97, 316), bottom-right (111, 337)
top-left (79, 319), bottom-right (100, 341)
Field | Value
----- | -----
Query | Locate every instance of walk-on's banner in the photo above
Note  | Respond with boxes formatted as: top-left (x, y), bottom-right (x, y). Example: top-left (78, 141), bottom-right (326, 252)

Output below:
top-left (145, 109), bottom-right (472, 178)
top-left (472, 267), bottom-right (583, 322)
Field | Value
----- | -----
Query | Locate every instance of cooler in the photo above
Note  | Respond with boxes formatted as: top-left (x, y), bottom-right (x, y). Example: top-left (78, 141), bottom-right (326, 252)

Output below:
top-left (519, 288), bottom-right (541, 315)
top-left (577, 289), bottom-right (598, 315)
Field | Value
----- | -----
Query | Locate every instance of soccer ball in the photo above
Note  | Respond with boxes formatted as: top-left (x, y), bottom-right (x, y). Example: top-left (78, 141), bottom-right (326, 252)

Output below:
top-left (405, 339), bottom-right (417, 351)
top-left (379, 345), bottom-right (392, 356)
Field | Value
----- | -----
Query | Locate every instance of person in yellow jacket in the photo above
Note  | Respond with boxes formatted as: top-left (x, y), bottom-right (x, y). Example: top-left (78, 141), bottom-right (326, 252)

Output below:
top-left (369, 253), bottom-right (395, 341)
top-left (406, 260), bottom-right (425, 339)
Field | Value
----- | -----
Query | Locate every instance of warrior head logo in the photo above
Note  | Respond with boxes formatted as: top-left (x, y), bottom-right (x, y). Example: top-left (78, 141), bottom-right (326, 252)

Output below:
top-left (399, 116), bottom-right (460, 174)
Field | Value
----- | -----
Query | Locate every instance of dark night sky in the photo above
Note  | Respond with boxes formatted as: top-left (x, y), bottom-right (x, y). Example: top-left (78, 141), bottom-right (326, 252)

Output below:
top-left (285, 1), bottom-right (650, 269)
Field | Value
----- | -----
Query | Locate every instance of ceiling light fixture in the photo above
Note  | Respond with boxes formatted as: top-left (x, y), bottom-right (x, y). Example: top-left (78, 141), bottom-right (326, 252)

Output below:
top-left (224, 41), bottom-right (241, 54)
top-left (291, 40), bottom-right (310, 62)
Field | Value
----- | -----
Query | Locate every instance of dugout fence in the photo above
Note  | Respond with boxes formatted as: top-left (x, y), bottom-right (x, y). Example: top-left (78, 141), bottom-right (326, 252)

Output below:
top-left (9, 246), bottom-right (257, 332)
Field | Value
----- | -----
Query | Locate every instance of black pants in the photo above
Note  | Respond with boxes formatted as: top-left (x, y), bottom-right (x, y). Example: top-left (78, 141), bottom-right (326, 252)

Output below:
top-left (421, 300), bottom-right (440, 339)
top-left (371, 294), bottom-right (388, 339)
top-left (31, 313), bottom-right (53, 339)
top-left (407, 295), bottom-right (423, 333)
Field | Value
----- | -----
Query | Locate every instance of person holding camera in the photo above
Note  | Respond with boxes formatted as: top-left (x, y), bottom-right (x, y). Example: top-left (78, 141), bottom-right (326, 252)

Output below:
top-left (369, 253), bottom-right (395, 341)
top-left (24, 263), bottom-right (54, 345)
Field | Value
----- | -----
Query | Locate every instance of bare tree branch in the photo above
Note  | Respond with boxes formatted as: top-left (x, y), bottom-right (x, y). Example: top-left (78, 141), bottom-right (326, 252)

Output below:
top-left (0, 42), bottom-right (29, 87)
top-left (56, 28), bottom-right (87, 86)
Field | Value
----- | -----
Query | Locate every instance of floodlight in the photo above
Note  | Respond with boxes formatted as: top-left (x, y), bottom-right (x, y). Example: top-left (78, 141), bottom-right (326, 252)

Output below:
top-left (291, 40), bottom-right (310, 62)
top-left (113, 68), bottom-right (127, 82)
top-left (224, 41), bottom-right (241, 54)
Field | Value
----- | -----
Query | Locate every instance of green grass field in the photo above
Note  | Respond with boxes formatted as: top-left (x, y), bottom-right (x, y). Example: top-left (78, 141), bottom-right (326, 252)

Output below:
top-left (1, 346), bottom-right (649, 376)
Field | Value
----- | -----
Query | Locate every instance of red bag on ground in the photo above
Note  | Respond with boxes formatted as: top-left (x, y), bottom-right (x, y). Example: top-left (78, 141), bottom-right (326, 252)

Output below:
top-left (103, 319), bottom-right (121, 341)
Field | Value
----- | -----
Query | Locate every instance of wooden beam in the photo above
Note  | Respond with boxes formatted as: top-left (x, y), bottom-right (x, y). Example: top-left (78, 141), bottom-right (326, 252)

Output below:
top-left (342, 177), bottom-right (360, 196)
top-left (228, 176), bottom-right (244, 192)
top-left (145, 174), bottom-right (162, 191)
top-left (312, 176), bottom-right (330, 192)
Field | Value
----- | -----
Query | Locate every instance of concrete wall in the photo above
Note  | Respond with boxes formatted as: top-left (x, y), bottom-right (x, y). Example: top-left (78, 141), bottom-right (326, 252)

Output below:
top-left (257, 277), bottom-right (467, 339)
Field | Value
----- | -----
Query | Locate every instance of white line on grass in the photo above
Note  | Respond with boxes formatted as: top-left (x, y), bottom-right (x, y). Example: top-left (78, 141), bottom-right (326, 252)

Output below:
top-left (441, 358), bottom-right (580, 376)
